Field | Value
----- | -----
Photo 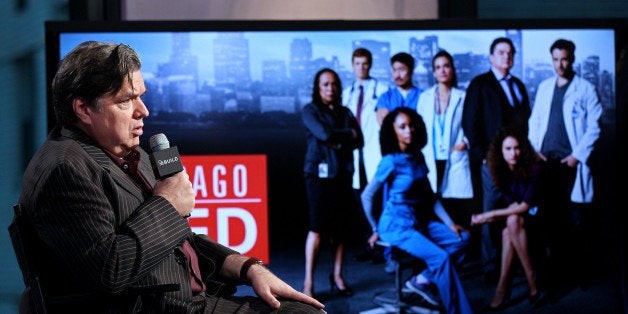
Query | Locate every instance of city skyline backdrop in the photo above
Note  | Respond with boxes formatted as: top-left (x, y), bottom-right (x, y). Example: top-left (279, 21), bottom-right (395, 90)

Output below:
top-left (56, 27), bottom-right (616, 125)
top-left (60, 29), bottom-right (615, 84)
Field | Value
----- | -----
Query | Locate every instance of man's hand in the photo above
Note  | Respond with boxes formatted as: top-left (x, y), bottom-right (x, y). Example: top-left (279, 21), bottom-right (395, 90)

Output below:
top-left (452, 141), bottom-right (467, 151)
top-left (153, 171), bottom-right (195, 217)
top-left (562, 155), bottom-right (579, 167)
top-left (246, 263), bottom-right (325, 310)
top-left (536, 151), bottom-right (547, 161)
top-left (367, 232), bottom-right (379, 249)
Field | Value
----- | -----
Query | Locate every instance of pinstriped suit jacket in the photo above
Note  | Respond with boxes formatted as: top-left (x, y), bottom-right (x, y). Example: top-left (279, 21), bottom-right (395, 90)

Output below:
top-left (18, 126), bottom-right (237, 313)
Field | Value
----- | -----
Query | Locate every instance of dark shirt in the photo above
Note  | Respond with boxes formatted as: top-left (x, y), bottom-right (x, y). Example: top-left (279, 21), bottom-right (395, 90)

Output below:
top-left (541, 80), bottom-right (572, 159)
top-left (501, 164), bottom-right (540, 207)
top-left (105, 148), bottom-right (152, 197)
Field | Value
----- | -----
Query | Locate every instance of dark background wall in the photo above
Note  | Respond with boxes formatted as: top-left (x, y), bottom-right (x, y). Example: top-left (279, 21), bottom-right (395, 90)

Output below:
top-left (1, 1), bottom-right (626, 312)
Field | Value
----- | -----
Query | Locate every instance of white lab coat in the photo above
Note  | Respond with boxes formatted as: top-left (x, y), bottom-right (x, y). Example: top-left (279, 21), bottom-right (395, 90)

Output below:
top-left (528, 75), bottom-right (602, 203)
top-left (343, 78), bottom-right (390, 189)
top-left (417, 85), bottom-right (473, 198)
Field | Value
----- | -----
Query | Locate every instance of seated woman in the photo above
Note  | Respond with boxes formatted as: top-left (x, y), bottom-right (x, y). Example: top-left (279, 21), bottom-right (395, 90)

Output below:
top-left (361, 107), bottom-right (472, 314)
top-left (471, 127), bottom-right (544, 310)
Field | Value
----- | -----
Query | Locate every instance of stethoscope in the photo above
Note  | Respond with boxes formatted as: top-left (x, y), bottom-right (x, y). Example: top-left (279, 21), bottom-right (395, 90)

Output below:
top-left (347, 78), bottom-right (379, 104)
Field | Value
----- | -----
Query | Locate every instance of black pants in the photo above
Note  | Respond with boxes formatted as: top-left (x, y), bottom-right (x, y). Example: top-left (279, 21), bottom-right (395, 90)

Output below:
top-left (537, 159), bottom-right (594, 287)
top-left (203, 295), bottom-right (325, 313)
top-left (480, 163), bottom-right (502, 274)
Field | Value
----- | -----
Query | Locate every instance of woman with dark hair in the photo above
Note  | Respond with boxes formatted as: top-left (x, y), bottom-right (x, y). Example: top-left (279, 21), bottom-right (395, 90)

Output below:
top-left (301, 68), bottom-right (363, 298)
top-left (471, 127), bottom-right (543, 310)
top-left (361, 107), bottom-right (472, 314)
top-left (417, 50), bottom-right (474, 229)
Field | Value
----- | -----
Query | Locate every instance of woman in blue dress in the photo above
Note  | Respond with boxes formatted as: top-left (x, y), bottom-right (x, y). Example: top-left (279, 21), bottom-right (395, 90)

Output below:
top-left (361, 107), bottom-right (472, 314)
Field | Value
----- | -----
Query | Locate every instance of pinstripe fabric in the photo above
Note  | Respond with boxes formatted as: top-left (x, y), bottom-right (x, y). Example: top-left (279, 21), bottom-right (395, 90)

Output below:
top-left (18, 126), bottom-right (242, 313)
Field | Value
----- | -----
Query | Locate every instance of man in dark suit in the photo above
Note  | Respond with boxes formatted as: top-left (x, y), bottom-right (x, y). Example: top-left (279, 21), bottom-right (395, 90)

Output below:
top-left (18, 41), bottom-right (325, 313)
top-left (462, 37), bottom-right (531, 281)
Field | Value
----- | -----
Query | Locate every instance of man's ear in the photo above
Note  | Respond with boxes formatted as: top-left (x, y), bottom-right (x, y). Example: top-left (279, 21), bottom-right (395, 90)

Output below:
top-left (72, 97), bottom-right (92, 125)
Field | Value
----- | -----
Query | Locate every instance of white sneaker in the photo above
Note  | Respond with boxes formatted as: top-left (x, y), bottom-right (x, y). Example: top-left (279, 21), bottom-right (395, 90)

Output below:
top-left (404, 278), bottom-right (441, 306)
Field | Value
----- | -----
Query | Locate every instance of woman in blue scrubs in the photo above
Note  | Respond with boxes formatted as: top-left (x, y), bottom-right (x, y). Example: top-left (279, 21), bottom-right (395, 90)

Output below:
top-left (361, 107), bottom-right (472, 314)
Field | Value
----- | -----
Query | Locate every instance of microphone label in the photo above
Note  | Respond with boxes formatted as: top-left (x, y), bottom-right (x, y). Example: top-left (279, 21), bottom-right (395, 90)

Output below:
top-left (150, 146), bottom-right (184, 179)
top-left (157, 156), bottom-right (180, 166)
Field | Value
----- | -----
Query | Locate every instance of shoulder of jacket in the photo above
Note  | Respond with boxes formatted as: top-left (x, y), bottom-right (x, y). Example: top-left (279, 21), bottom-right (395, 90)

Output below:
top-left (469, 72), bottom-right (491, 84)
top-left (479, 71), bottom-right (493, 79)
top-left (303, 102), bottom-right (318, 110)
top-left (451, 88), bottom-right (466, 103)
top-left (538, 77), bottom-right (555, 88)
top-left (452, 87), bottom-right (465, 96)
top-left (37, 138), bottom-right (102, 177)
top-left (573, 75), bottom-right (593, 88)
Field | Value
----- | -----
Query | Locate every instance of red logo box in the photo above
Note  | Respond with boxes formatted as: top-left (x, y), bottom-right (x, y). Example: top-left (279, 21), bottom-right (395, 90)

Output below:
top-left (181, 155), bottom-right (269, 263)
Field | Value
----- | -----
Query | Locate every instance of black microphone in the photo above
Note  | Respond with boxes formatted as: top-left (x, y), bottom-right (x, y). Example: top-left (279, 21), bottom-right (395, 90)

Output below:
top-left (149, 133), bottom-right (184, 180)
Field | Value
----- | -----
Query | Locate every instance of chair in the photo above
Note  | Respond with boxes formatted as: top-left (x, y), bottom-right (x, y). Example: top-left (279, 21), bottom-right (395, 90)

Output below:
top-left (361, 183), bottom-right (430, 313)
top-left (8, 203), bottom-right (180, 313)
top-left (370, 240), bottom-right (429, 314)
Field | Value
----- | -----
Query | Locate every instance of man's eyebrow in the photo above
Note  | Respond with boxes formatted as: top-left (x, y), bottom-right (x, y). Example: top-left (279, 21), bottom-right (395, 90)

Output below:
top-left (127, 87), bottom-right (147, 98)
top-left (113, 89), bottom-right (138, 101)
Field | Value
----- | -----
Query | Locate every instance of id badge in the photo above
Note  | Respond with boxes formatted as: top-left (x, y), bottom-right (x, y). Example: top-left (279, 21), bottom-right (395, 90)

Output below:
top-left (438, 144), bottom-right (448, 156)
top-left (318, 163), bottom-right (328, 178)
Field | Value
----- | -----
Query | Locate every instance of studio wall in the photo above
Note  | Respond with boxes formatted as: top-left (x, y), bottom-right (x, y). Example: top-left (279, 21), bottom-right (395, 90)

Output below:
top-left (121, 0), bottom-right (438, 20)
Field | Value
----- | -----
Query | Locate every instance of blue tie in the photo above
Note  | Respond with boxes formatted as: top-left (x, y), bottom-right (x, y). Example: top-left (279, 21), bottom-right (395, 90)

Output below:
top-left (507, 78), bottom-right (520, 107)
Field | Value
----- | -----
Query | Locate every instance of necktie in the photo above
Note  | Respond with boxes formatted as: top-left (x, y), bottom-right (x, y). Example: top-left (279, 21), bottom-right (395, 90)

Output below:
top-left (507, 78), bottom-right (520, 107)
top-left (356, 85), bottom-right (364, 124)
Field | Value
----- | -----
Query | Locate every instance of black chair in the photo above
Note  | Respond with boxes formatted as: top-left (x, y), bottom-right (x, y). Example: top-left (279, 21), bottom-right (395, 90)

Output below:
top-left (361, 183), bottom-right (433, 313)
top-left (370, 240), bottom-right (430, 314)
top-left (8, 203), bottom-right (180, 314)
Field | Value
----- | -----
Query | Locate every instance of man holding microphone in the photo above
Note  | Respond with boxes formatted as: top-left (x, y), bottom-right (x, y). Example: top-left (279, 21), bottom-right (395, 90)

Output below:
top-left (17, 41), bottom-right (324, 313)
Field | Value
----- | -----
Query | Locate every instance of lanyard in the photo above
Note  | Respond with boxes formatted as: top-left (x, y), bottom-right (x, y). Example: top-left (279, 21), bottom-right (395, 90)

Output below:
top-left (433, 87), bottom-right (450, 157)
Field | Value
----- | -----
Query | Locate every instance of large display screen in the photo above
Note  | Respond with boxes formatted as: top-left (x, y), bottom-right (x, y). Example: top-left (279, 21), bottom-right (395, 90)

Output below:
top-left (45, 19), bottom-right (624, 258)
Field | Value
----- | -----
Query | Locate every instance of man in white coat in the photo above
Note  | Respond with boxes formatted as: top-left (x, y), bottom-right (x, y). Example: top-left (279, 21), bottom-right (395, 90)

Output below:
top-left (342, 48), bottom-right (389, 257)
top-left (528, 38), bottom-right (602, 291)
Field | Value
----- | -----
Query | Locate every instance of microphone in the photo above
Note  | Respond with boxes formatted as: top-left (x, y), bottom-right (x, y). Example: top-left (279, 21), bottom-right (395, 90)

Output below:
top-left (149, 133), bottom-right (184, 180)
